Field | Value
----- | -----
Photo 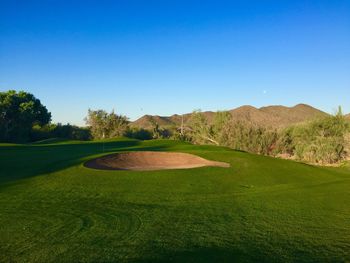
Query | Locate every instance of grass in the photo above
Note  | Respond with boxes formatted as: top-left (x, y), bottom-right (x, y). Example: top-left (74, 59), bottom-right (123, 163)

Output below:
top-left (0, 138), bottom-right (349, 262)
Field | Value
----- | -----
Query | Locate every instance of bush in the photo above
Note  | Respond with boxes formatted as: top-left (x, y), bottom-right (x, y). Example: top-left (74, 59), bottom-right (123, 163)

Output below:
top-left (125, 128), bottom-right (153, 140)
top-left (185, 107), bottom-right (349, 164)
top-left (277, 108), bottom-right (349, 164)
top-left (30, 123), bottom-right (91, 141)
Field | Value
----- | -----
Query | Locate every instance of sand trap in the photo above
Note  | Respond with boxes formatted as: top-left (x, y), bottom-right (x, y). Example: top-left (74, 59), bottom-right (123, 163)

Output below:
top-left (84, 151), bottom-right (230, 171)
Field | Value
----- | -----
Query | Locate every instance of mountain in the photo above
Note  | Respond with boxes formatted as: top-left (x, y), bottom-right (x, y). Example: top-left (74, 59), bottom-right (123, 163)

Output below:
top-left (131, 104), bottom-right (329, 130)
top-left (231, 104), bottom-right (327, 128)
top-left (131, 115), bottom-right (174, 129)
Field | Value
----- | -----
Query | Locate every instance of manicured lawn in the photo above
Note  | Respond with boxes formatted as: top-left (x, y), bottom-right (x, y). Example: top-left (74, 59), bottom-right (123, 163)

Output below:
top-left (0, 138), bottom-right (349, 262)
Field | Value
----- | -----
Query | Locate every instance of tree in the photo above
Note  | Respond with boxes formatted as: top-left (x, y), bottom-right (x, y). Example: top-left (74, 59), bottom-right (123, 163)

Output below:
top-left (212, 111), bottom-right (232, 145)
top-left (188, 110), bottom-right (219, 145)
top-left (0, 90), bottom-right (51, 142)
top-left (276, 106), bottom-right (350, 164)
top-left (85, 109), bottom-right (128, 139)
top-left (149, 119), bottom-right (161, 139)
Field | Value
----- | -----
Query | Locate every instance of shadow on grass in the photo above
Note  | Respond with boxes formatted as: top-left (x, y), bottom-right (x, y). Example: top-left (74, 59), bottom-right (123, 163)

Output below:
top-left (0, 139), bottom-right (173, 186)
top-left (132, 246), bottom-right (257, 263)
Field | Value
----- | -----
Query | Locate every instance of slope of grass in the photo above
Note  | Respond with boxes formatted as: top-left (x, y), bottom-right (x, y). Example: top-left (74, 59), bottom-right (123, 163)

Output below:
top-left (0, 138), bottom-right (349, 262)
top-left (30, 138), bottom-right (79, 145)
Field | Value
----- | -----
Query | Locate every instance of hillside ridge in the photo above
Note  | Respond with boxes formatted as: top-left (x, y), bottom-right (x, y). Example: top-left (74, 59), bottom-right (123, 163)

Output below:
top-left (131, 104), bottom-right (330, 129)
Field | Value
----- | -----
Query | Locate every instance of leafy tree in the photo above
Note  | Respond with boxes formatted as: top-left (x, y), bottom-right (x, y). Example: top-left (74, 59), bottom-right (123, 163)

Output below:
top-left (212, 111), bottom-right (232, 145)
top-left (85, 110), bottom-right (108, 139)
top-left (0, 90), bottom-right (51, 142)
top-left (85, 109), bottom-right (128, 139)
top-left (188, 110), bottom-right (219, 145)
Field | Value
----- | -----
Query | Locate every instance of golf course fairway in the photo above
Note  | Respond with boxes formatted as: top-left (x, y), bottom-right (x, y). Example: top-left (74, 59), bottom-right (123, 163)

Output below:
top-left (0, 138), bottom-right (349, 262)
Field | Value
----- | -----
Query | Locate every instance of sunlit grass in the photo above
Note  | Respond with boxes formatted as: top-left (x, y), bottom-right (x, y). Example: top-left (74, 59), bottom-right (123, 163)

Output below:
top-left (0, 138), bottom-right (349, 262)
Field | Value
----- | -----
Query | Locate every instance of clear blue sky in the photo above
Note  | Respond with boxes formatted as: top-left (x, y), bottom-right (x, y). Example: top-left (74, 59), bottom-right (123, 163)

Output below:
top-left (1, 0), bottom-right (349, 125)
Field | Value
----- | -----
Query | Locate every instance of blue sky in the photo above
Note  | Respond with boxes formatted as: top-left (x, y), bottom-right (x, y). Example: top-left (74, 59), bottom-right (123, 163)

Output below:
top-left (1, 0), bottom-right (349, 125)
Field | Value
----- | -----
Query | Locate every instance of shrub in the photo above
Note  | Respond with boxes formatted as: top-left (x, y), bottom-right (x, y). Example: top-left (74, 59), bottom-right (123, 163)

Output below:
top-left (125, 128), bottom-right (153, 140)
top-left (185, 107), bottom-right (349, 164)
top-left (30, 123), bottom-right (91, 141)
top-left (277, 108), bottom-right (349, 164)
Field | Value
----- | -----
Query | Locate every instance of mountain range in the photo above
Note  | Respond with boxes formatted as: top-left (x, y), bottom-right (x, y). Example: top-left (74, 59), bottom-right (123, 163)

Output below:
top-left (131, 104), bottom-right (332, 130)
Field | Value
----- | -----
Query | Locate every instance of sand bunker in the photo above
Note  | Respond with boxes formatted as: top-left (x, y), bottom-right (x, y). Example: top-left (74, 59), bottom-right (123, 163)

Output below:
top-left (84, 151), bottom-right (230, 171)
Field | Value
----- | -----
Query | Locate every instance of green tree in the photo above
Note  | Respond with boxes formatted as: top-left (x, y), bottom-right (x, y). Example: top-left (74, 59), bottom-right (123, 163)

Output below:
top-left (212, 111), bottom-right (232, 145)
top-left (0, 90), bottom-right (51, 142)
top-left (85, 109), bottom-right (128, 139)
top-left (188, 110), bottom-right (219, 145)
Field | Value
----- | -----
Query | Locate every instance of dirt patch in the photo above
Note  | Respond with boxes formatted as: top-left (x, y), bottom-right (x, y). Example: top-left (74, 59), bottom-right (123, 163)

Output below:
top-left (84, 151), bottom-right (230, 171)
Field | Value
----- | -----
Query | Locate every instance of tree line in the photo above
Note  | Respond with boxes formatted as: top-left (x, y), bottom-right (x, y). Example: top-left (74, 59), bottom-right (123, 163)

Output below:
top-left (185, 108), bottom-right (349, 165)
top-left (0, 90), bottom-right (152, 142)
top-left (1, 90), bottom-right (349, 164)
top-left (0, 90), bottom-right (90, 142)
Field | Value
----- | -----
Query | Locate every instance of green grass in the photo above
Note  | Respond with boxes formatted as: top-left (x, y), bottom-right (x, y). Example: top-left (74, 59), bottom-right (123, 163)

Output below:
top-left (0, 138), bottom-right (349, 262)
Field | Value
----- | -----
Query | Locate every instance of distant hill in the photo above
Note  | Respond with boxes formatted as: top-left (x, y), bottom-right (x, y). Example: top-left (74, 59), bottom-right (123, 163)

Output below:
top-left (345, 114), bottom-right (350, 120)
top-left (131, 104), bottom-right (329, 130)
top-left (230, 104), bottom-right (327, 128)
top-left (131, 115), bottom-right (174, 129)
top-left (131, 110), bottom-right (215, 130)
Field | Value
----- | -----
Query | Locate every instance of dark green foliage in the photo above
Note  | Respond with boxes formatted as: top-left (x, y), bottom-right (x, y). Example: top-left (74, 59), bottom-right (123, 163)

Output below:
top-left (0, 90), bottom-right (51, 142)
top-left (31, 123), bottom-right (91, 141)
top-left (125, 127), bottom-right (153, 140)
